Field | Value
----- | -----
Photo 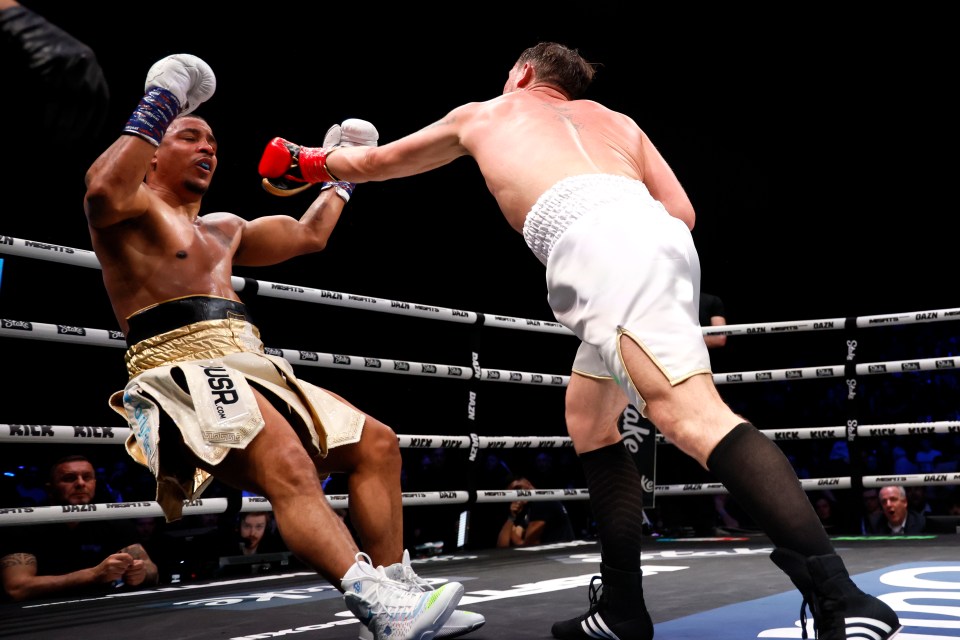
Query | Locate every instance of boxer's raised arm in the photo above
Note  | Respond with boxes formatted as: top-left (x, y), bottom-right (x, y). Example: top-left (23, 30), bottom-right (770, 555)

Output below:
top-left (84, 54), bottom-right (216, 229)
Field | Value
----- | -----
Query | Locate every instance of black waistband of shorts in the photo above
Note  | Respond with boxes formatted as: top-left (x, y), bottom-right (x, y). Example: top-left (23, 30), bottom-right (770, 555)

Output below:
top-left (125, 296), bottom-right (252, 346)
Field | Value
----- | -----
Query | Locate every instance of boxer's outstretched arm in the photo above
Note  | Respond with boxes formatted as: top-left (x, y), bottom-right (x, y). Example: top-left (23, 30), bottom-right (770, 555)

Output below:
top-left (325, 104), bottom-right (477, 183)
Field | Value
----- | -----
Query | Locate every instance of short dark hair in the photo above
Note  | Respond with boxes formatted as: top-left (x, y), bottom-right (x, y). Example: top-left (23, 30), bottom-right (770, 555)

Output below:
top-left (239, 511), bottom-right (272, 525)
top-left (174, 113), bottom-right (209, 126)
top-left (49, 454), bottom-right (93, 482)
top-left (515, 42), bottom-right (596, 99)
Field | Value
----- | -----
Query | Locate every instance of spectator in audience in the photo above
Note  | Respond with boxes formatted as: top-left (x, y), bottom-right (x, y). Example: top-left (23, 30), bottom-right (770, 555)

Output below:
top-left (0, 455), bottom-right (159, 601)
top-left (859, 488), bottom-right (882, 535)
top-left (699, 291), bottom-right (728, 350)
top-left (496, 477), bottom-right (575, 548)
top-left (131, 516), bottom-right (175, 583)
top-left (906, 485), bottom-right (934, 516)
top-left (700, 292), bottom-right (753, 534)
top-left (227, 511), bottom-right (287, 557)
top-left (213, 512), bottom-right (301, 577)
top-left (865, 485), bottom-right (926, 535)
top-left (465, 453), bottom-right (517, 549)
top-left (811, 492), bottom-right (840, 534)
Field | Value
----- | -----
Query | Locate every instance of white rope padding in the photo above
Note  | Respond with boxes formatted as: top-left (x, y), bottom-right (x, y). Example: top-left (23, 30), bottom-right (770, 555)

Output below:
top-left (0, 236), bottom-right (570, 334)
top-left (704, 308), bottom-right (960, 336)
top-left (717, 356), bottom-right (960, 385)
top-left (395, 435), bottom-right (575, 449)
top-left (10, 421), bottom-right (957, 522)
top-left (0, 320), bottom-right (571, 387)
top-left (9, 471), bottom-right (960, 526)
top-left (3, 235), bottom-right (959, 336)
top-left (3, 235), bottom-right (959, 528)
top-left (0, 489), bottom-right (590, 526)
top-left (654, 472), bottom-right (960, 496)
top-left (0, 427), bottom-right (580, 448)
top-left (473, 488), bottom-right (591, 503)
top-left (2, 318), bottom-right (957, 390)
top-left (7, 423), bottom-right (960, 446)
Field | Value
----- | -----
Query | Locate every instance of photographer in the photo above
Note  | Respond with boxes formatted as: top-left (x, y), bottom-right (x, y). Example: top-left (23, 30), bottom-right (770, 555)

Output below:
top-left (496, 477), bottom-right (574, 548)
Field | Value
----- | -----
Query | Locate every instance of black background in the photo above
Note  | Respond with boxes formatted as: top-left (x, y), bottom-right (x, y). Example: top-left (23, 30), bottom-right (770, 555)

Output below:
top-left (2, 4), bottom-right (957, 478)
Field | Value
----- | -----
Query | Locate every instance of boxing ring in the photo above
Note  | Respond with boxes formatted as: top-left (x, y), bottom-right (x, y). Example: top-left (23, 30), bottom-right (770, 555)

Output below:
top-left (1, 235), bottom-right (959, 640)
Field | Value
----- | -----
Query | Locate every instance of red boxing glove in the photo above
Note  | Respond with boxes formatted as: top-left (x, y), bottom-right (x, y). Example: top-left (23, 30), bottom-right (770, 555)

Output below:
top-left (258, 137), bottom-right (339, 197)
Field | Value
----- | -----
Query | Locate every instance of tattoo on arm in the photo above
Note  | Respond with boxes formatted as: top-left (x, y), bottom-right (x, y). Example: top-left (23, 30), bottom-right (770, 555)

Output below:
top-left (122, 544), bottom-right (158, 584)
top-left (1, 553), bottom-right (37, 568)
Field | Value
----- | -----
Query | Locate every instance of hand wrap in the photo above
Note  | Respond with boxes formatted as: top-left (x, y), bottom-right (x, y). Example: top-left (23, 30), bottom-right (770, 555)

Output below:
top-left (320, 181), bottom-right (356, 203)
top-left (123, 87), bottom-right (181, 147)
top-left (122, 54), bottom-right (216, 146)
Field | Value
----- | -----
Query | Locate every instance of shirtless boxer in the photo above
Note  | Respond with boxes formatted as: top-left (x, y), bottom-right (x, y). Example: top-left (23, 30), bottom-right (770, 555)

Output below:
top-left (82, 53), bottom-right (466, 640)
top-left (259, 42), bottom-right (901, 640)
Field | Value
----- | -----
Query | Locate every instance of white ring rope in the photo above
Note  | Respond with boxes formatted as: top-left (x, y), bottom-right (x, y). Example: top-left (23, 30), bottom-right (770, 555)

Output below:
top-left (2, 236), bottom-right (958, 529)
top-left (0, 320), bottom-right (569, 387)
top-left (0, 490), bottom-right (591, 527)
top-left (0, 236), bottom-right (569, 334)
top-left (1, 318), bottom-right (957, 388)
top-left (6, 422), bottom-right (960, 446)
top-left (3, 235), bottom-right (959, 335)
top-left (10, 470), bottom-right (960, 527)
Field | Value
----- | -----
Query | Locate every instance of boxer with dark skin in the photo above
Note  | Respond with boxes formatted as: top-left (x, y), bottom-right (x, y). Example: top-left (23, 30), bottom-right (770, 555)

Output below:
top-left (82, 54), bottom-right (464, 640)
top-left (86, 110), bottom-right (379, 587)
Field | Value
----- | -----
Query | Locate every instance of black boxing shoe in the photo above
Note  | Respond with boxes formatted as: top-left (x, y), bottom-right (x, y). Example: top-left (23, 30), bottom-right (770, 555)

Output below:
top-left (771, 548), bottom-right (902, 639)
top-left (551, 566), bottom-right (653, 640)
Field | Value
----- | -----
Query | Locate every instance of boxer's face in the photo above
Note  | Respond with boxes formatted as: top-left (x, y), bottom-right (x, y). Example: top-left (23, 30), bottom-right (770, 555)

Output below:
top-left (152, 116), bottom-right (218, 196)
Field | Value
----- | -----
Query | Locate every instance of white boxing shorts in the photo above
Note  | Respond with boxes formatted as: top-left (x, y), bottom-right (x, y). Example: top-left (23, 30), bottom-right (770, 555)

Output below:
top-left (108, 298), bottom-right (364, 521)
top-left (523, 174), bottom-right (711, 415)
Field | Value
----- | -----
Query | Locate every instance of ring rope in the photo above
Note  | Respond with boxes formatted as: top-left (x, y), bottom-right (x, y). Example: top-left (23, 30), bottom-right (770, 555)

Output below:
top-left (0, 320), bottom-right (570, 386)
top-left (0, 236), bottom-right (571, 334)
top-left (0, 489), bottom-right (591, 527)
top-left (8, 468), bottom-right (960, 528)
top-left (3, 236), bottom-right (958, 531)
top-left (5, 422), bottom-right (959, 446)
top-left (1, 319), bottom-right (956, 388)
top-left (3, 417), bottom-right (958, 530)
top-left (3, 235), bottom-right (958, 335)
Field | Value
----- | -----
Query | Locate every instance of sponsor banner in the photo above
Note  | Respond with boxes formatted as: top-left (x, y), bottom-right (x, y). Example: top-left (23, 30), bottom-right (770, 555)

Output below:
top-left (618, 405), bottom-right (657, 508)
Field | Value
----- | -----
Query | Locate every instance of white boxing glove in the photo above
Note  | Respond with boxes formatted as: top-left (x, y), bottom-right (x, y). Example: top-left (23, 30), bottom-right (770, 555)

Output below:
top-left (144, 54), bottom-right (216, 115)
top-left (323, 118), bottom-right (379, 148)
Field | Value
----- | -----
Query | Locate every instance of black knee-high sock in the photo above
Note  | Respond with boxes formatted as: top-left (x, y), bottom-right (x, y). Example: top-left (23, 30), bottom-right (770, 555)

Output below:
top-left (580, 442), bottom-right (646, 572)
top-left (706, 423), bottom-right (834, 557)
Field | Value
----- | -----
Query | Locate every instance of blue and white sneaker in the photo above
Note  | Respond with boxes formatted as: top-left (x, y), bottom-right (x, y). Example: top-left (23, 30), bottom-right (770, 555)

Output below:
top-left (358, 550), bottom-right (485, 640)
top-left (343, 552), bottom-right (463, 640)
